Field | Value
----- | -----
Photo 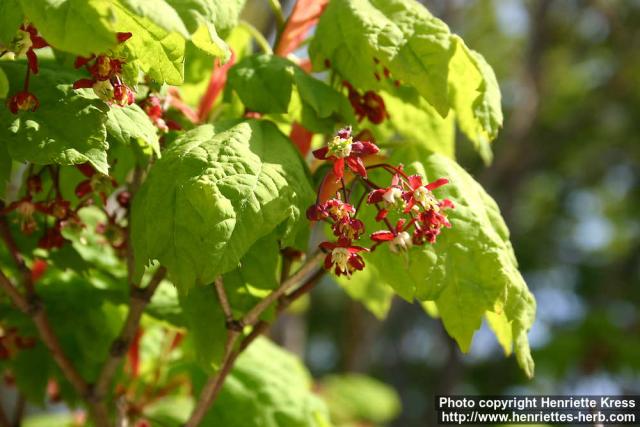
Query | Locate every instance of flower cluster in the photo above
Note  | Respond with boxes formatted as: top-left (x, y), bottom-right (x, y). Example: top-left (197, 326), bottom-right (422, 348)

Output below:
top-left (4, 24), bottom-right (48, 114)
top-left (1, 163), bottom-right (129, 252)
top-left (308, 127), bottom-right (454, 277)
top-left (73, 32), bottom-right (135, 106)
top-left (312, 126), bottom-right (379, 180)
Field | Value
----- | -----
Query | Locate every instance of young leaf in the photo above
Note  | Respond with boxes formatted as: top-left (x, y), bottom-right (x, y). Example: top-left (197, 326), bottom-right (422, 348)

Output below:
top-left (364, 146), bottom-right (535, 377)
top-left (131, 120), bottom-right (314, 291)
top-left (0, 62), bottom-right (110, 174)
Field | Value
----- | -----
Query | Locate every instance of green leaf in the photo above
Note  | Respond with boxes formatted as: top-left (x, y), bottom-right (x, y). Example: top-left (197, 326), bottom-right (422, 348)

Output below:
top-left (202, 337), bottom-right (331, 427)
top-left (23, 413), bottom-right (77, 427)
top-left (106, 103), bottom-right (160, 157)
top-left (227, 54), bottom-right (354, 130)
top-left (0, 66), bottom-right (9, 99)
top-left (227, 54), bottom-right (295, 113)
top-left (18, 0), bottom-right (122, 56)
top-left (165, 0), bottom-right (246, 57)
top-left (310, 0), bottom-right (454, 116)
top-left (448, 35), bottom-right (503, 164)
top-left (0, 140), bottom-right (10, 200)
top-left (372, 85), bottom-right (455, 158)
top-left (111, 2), bottom-right (186, 85)
top-left (229, 233), bottom-right (280, 291)
top-left (179, 284), bottom-right (227, 371)
top-left (365, 146), bottom-right (535, 377)
top-left (120, 0), bottom-right (246, 59)
top-left (336, 262), bottom-right (394, 320)
top-left (131, 120), bottom-right (314, 291)
top-left (0, 62), bottom-right (109, 174)
top-left (0, 0), bottom-right (23, 45)
top-left (20, 0), bottom-right (189, 84)
top-left (319, 374), bottom-right (401, 424)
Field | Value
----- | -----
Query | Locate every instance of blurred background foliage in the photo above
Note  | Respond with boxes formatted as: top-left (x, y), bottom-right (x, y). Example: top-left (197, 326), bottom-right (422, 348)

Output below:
top-left (269, 0), bottom-right (640, 426)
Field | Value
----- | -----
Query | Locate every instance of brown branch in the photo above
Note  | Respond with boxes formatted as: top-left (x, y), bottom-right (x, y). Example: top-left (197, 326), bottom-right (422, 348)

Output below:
top-left (0, 270), bottom-right (110, 427)
top-left (185, 329), bottom-right (241, 427)
top-left (277, 268), bottom-right (326, 313)
top-left (0, 402), bottom-right (10, 427)
top-left (241, 251), bottom-right (324, 327)
top-left (94, 266), bottom-right (166, 399)
top-left (184, 251), bottom-right (325, 427)
top-left (125, 166), bottom-right (144, 287)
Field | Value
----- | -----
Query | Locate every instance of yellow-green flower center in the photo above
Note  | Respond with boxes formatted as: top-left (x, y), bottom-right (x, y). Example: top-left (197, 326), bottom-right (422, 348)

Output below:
top-left (328, 136), bottom-right (353, 158)
top-left (331, 247), bottom-right (351, 271)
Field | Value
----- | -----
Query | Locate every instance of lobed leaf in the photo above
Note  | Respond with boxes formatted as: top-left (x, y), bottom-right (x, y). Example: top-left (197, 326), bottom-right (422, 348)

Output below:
top-left (310, 0), bottom-right (503, 159)
top-left (131, 120), bottom-right (314, 291)
top-left (364, 146), bottom-right (535, 377)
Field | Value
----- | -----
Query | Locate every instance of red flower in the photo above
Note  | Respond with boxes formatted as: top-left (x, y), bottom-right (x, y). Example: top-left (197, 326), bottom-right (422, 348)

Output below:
top-left (7, 91), bottom-right (39, 114)
top-left (72, 35), bottom-right (135, 107)
top-left (403, 175), bottom-right (449, 213)
top-left (371, 219), bottom-right (413, 252)
top-left (38, 224), bottom-right (65, 250)
top-left (332, 216), bottom-right (365, 240)
top-left (313, 127), bottom-right (379, 180)
top-left (367, 173), bottom-right (404, 220)
top-left (412, 200), bottom-right (454, 245)
top-left (319, 238), bottom-right (367, 277)
top-left (15, 25), bottom-right (48, 74)
top-left (306, 198), bottom-right (354, 222)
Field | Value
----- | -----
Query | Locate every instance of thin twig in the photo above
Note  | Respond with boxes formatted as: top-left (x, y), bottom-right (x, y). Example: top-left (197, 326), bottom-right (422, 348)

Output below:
top-left (184, 251), bottom-right (325, 426)
top-left (94, 267), bottom-right (167, 399)
top-left (213, 277), bottom-right (233, 323)
top-left (242, 251), bottom-right (324, 327)
top-left (278, 268), bottom-right (326, 313)
top-left (125, 166), bottom-right (144, 287)
top-left (185, 329), bottom-right (240, 427)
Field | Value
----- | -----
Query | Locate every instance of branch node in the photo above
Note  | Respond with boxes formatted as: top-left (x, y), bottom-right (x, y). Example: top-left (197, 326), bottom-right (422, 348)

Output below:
top-left (225, 319), bottom-right (244, 332)
top-left (110, 337), bottom-right (129, 357)
top-left (25, 294), bottom-right (43, 316)
top-left (84, 384), bottom-right (102, 403)
top-left (130, 286), bottom-right (150, 302)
